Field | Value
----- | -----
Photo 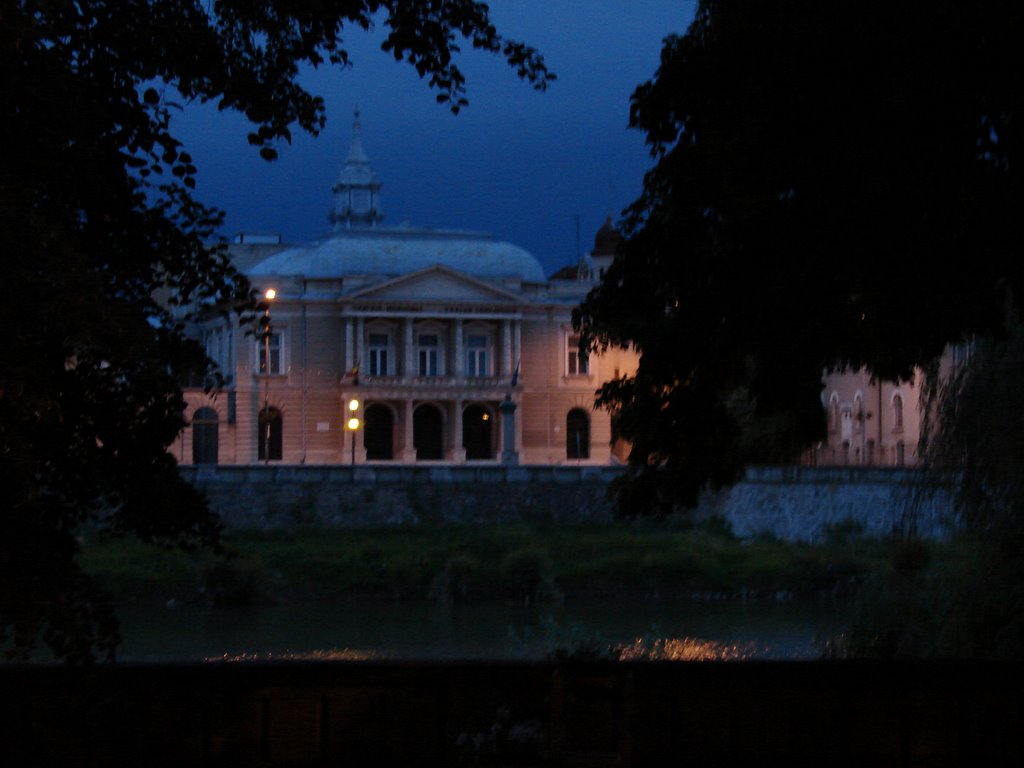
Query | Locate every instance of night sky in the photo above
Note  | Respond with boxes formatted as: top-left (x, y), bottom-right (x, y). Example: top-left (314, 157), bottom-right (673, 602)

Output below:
top-left (172, 1), bottom-right (694, 277)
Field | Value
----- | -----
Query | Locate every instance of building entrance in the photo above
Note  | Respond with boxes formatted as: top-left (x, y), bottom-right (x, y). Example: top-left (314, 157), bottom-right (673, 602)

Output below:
top-left (364, 404), bottom-right (394, 460)
top-left (413, 404), bottom-right (444, 460)
top-left (192, 407), bottom-right (219, 465)
top-left (463, 404), bottom-right (493, 460)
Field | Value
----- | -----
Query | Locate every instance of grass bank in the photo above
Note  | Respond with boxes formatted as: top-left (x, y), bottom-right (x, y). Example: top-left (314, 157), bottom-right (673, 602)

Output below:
top-left (79, 518), bottom-right (894, 609)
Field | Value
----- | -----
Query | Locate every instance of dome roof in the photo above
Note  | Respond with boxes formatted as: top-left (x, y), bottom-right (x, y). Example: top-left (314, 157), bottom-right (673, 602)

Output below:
top-left (247, 228), bottom-right (546, 284)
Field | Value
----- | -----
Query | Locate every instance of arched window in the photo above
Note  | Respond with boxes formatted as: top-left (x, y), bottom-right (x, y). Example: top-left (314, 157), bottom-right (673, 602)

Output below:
top-left (840, 406), bottom-right (853, 442)
top-left (258, 406), bottom-right (282, 461)
top-left (853, 394), bottom-right (864, 433)
top-left (413, 404), bottom-right (444, 460)
top-left (463, 404), bottom-right (493, 460)
top-left (191, 407), bottom-right (219, 465)
top-left (364, 404), bottom-right (394, 460)
top-left (566, 408), bottom-right (590, 460)
top-left (892, 392), bottom-right (904, 431)
top-left (829, 394), bottom-right (840, 433)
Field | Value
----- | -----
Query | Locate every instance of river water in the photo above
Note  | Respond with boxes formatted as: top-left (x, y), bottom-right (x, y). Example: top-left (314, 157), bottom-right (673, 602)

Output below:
top-left (114, 599), bottom-right (848, 662)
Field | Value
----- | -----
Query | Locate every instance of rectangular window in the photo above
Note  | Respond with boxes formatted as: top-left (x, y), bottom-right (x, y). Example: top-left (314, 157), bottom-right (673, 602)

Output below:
top-left (204, 330), bottom-right (220, 368)
top-left (368, 333), bottom-right (390, 376)
top-left (225, 330), bottom-right (234, 384)
top-left (567, 334), bottom-right (589, 376)
top-left (418, 334), bottom-right (440, 376)
top-left (258, 332), bottom-right (282, 375)
top-left (466, 334), bottom-right (488, 377)
top-left (203, 329), bottom-right (234, 385)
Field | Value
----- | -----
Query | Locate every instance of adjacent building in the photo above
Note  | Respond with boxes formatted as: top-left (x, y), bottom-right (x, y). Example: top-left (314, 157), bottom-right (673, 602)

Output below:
top-left (811, 369), bottom-right (924, 467)
top-left (174, 112), bottom-right (636, 466)
top-left (810, 344), bottom-right (970, 467)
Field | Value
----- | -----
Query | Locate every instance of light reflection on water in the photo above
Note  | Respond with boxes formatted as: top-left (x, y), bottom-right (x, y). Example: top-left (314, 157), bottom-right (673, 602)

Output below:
top-left (114, 600), bottom-right (847, 663)
top-left (615, 637), bottom-right (764, 661)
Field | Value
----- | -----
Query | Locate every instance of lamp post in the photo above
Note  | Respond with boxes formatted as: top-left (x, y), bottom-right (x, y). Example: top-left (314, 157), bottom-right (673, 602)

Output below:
top-left (347, 398), bottom-right (360, 466)
top-left (261, 288), bottom-right (276, 464)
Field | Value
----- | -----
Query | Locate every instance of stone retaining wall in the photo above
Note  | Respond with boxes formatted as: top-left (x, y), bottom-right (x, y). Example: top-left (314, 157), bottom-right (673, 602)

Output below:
top-left (701, 465), bottom-right (954, 541)
top-left (181, 465), bottom-right (621, 528)
top-left (180, 464), bottom-right (955, 541)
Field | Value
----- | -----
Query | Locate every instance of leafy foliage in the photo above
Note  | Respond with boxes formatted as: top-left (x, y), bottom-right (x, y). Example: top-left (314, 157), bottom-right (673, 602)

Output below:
top-left (897, 326), bottom-right (1024, 658)
top-left (921, 327), bottom-right (1024, 536)
top-left (0, 0), bottom-right (551, 661)
top-left (574, 0), bottom-right (1024, 516)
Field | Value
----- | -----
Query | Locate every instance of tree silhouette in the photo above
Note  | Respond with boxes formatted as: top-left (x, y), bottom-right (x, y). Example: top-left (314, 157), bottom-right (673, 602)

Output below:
top-left (0, 0), bottom-right (552, 661)
top-left (575, 0), bottom-right (1023, 516)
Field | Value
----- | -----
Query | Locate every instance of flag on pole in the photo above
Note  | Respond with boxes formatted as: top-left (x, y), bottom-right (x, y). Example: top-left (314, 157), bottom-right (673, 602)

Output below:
top-left (511, 358), bottom-right (520, 387)
top-left (343, 360), bottom-right (360, 386)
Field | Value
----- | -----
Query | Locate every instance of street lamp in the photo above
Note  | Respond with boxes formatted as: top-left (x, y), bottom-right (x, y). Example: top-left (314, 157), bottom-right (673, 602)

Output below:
top-left (347, 398), bottom-right (360, 465)
top-left (261, 288), bottom-right (276, 463)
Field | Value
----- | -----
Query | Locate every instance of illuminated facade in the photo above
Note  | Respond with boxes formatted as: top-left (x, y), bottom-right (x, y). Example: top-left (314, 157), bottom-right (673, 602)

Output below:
top-left (174, 113), bottom-right (635, 466)
top-left (811, 345), bottom-right (969, 467)
top-left (812, 369), bottom-right (924, 467)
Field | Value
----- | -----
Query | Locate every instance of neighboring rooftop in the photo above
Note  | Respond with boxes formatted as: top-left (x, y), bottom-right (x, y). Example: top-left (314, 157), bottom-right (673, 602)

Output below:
top-left (593, 216), bottom-right (623, 256)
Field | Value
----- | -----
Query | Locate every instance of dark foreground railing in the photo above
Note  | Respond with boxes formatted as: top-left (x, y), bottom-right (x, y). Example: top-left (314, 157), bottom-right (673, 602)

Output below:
top-left (1, 660), bottom-right (1020, 767)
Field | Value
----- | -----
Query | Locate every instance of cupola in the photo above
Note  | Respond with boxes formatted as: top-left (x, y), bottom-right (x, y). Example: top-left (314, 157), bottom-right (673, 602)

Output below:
top-left (330, 108), bottom-right (384, 230)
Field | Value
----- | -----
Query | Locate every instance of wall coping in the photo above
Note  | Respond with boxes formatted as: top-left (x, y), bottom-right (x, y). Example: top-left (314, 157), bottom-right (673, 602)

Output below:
top-left (180, 463), bottom-right (627, 485)
top-left (180, 463), bottom-right (939, 487)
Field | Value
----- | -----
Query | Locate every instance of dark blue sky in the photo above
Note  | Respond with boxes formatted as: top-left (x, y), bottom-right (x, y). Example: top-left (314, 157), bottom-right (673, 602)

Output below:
top-left (174, 1), bottom-right (694, 277)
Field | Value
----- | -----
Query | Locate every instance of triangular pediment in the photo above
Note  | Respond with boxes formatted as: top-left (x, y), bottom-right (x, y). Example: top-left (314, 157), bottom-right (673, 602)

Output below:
top-left (345, 265), bottom-right (523, 304)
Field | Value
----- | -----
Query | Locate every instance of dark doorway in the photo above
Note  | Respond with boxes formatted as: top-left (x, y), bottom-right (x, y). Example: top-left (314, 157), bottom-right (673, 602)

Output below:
top-left (413, 404), bottom-right (444, 460)
top-left (364, 404), bottom-right (394, 460)
top-left (566, 408), bottom-right (590, 460)
top-left (463, 404), bottom-right (493, 460)
top-left (191, 407), bottom-right (219, 465)
top-left (258, 406), bottom-right (282, 461)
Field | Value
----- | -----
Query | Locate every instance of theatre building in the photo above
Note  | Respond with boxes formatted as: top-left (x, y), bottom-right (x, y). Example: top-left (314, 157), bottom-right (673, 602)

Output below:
top-left (174, 113), bottom-right (635, 466)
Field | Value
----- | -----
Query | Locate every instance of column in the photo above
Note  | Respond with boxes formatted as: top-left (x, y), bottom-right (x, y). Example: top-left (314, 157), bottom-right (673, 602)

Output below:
top-left (454, 318), bottom-right (464, 379)
top-left (344, 317), bottom-right (353, 373)
top-left (502, 319), bottom-right (512, 378)
top-left (500, 395), bottom-right (518, 465)
top-left (450, 399), bottom-right (465, 462)
top-left (401, 398), bottom-right (415, 462)
top-left (355, 317), bottom-right (365, 369)
top-left (513, 320), bottom-right (522, 382)
top-left (404, 318), bottom-right (415, 379)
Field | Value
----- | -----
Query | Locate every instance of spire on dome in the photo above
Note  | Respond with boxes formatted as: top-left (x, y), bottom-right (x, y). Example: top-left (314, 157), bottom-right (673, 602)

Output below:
top-left (346, 107), bottom-right (371, 164)
top-left (330, 107), bottom-right (384, 230)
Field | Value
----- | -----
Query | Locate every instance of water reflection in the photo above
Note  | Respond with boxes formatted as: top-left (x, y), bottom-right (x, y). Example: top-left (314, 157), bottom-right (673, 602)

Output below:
top-left (615, 637), bottom-right (763, 661)
top-left (116, 599), bottom-right (846, 662)
top-left (210, 649), bottom-right (381, 663)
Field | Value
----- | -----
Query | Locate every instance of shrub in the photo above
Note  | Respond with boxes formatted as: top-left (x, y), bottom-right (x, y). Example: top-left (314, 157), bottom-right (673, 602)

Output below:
top-left (697, 515), bottom-right (737, 540)
top-left (823, 517), bottom-right (867, 545)
top-left (428, 554), bottom-right (482, 604)
top-left (499, 547), bottom-right (562, 604)
top-left (197, 556), bottom-right (265, 607)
